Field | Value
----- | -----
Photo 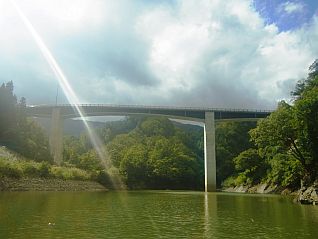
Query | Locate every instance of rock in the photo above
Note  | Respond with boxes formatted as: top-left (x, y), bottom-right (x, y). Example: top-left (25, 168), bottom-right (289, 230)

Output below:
top-left (297, 185), bottom-right (318, 205)
top-left (256, 184), bottom-right (268, 193)
top-left (0, 177), bottom-right (107, 191)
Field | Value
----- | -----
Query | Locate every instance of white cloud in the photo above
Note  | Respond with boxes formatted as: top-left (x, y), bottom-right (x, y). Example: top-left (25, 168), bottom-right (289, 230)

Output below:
top-left (1, 0), bottom-right (317, 109)
top-left (278, 1), bottom-right (305, 15)
top-left (133, 0), bottom-right (316, 108)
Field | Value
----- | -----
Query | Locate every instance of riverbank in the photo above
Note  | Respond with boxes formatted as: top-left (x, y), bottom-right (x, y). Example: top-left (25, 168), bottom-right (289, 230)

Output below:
top-left (0, 177), bottom-right (107, 191)
top-left (223, 182), bottom-right (318, 205)
top-left (0, 147), bottom-right (109, 191)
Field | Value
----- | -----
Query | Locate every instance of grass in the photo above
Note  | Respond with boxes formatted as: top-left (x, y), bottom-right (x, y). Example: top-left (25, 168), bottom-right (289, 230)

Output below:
top-left (0, 146), bottom-right (92, 181)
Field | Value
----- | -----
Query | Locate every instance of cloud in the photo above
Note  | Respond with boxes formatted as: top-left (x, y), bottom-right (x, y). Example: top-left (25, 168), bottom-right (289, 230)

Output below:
top-left (132, 0), bottom-right (316, 108)
top-left (1, 0), bottom-right (318, 109)
top-left (278, 1), bottom-right (305, 15)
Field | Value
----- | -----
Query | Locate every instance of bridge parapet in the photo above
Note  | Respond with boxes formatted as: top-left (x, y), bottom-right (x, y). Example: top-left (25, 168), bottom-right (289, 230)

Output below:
top-left (26, 104), bottom-right (272, 121)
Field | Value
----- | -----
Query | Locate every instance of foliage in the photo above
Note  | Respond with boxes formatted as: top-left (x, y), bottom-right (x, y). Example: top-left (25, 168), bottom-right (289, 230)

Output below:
top-left (0, 81), bottom-right (51, 162)
top-left (265, 154), bottom-right (302, 188)
top-left (224, 59), bottom-right (318, 188)
top-left (216, 121), bottom-right (256, 185)
top-left (250, 101), bottom-right (299, 159)
top-left (294, 85), bottom-right (318, 178)
top-left (50, 166), bottom-right (91, 180)
top-left (3, 59), bottom-right (318, 190)
top-left (95, 170), bottom-right (113, 188)
top-left (0, 81), bottom-right (17, 138)
top-left (106, 117), bottom-right (203, 189)
top-left (233, 149), bottom-right (267, 186)
top-left (249, 60), bottom-right (318, 186)
top-left (0, 153), bottom-right (92, 181)
top-left (98, 116), bottom-right (140, 144)
top-left (291, 59), bottom-right (318, 99)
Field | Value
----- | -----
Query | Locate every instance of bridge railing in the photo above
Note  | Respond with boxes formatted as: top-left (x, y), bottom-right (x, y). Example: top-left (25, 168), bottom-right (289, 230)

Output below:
top-left (27, 104), bottom-right (274, 113)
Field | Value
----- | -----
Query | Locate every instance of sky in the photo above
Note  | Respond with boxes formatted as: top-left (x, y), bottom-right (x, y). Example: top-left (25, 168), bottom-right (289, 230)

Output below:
top-left (0, 0), bottom-right (318, 110)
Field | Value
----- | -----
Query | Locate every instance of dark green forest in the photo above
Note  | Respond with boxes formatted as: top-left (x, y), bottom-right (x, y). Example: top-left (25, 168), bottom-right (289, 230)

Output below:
top-left (0, 60), bottom-right (317, 190)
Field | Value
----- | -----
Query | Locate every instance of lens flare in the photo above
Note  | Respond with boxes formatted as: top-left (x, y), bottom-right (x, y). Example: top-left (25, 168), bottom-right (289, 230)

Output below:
top-left (11, 0), bottom-right (124, 189)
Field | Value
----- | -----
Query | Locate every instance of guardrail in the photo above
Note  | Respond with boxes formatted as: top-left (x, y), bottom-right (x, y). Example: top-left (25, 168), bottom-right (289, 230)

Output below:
top-left (27, 104), bottom-right (274, 113)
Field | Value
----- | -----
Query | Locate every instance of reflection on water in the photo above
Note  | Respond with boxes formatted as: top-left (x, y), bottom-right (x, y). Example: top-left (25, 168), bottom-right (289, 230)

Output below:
top-left (0, 191), bottom-right (318, 238)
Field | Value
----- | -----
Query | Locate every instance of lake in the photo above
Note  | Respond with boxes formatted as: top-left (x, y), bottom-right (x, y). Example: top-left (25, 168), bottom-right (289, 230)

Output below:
top-left (0, 191), bottom-right (318, 238)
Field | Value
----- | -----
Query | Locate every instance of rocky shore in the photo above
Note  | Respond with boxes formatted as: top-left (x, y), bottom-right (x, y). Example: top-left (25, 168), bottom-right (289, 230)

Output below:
top-left (224, 182), bottom-right (318, 205)
top-left (297, 183), bottom-right (318, 205)
top-left (0, 177), bottom-right (107, 191)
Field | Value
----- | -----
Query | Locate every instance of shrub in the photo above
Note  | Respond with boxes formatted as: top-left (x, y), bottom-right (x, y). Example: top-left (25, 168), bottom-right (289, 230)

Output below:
top-left (0, 157), bottom-right (23, 178)
top-left (222, 176), bottom-right (236, 188)
top-left (38, 162), bottom-right (51, 178)
top-left (50, 166), bottom-right (91, 181)
top-left (96, 170), bottom-right (113, 187)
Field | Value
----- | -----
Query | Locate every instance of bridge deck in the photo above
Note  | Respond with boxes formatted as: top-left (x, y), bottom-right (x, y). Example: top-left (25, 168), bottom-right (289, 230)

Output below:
top-left (26, 104), bottom-right (272, 121)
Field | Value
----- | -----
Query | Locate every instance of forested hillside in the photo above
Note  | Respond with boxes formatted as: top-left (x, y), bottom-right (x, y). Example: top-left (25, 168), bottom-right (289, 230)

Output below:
top-left (1, 60), bottom-right (317, 191)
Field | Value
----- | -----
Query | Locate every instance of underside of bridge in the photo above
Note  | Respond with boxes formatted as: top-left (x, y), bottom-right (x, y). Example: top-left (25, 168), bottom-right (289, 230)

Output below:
top-left (27, 104), bottom-right (271, 192)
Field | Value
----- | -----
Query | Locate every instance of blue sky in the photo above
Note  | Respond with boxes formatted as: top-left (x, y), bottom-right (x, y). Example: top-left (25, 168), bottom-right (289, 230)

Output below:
top-left (254, 0), bottom-right (318, 31)
top-left (0, 0), bottom-right (318, 109)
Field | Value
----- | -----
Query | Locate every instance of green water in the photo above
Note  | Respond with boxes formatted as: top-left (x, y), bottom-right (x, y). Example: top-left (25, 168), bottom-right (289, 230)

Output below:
top-left (0, 191), bottom-right (318, 238)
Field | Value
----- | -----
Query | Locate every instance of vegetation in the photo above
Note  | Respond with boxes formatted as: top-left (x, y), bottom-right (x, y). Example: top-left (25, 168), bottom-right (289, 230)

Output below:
top-left (1, 59), bottom-right (317, 190)
top-left (106, 117), bottom-right (203, 189)
top-left (0, 81), bottom-right (51, 162)
top-left (0, 147), bottom-right (91, 180)
top-left (226, 59), bottom-right (318, 189)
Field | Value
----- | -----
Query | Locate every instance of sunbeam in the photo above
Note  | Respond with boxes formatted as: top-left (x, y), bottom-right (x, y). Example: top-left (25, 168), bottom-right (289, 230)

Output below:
top-left (10, 0), bottom-right (124, 189)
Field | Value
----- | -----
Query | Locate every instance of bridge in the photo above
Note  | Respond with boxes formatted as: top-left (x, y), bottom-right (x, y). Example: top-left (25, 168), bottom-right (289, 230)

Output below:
top-left (26, 104), bottom-right (272, 192)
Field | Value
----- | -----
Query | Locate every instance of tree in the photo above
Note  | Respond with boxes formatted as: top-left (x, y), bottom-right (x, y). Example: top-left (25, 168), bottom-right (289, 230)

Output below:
top-left (294, 86), bottom-right (318, 179)
top-left (291, 59), bottom-right (318, 99)
top-left (138, 117), bottom-right (175, 137)
top-left (266, 153), bottom-right (302, 188)
top-left (0, 81), bottom-right (17, 141)
top-left (119, 144), bottom-right (150, 189)
top-left (106, 117), bottom-right (203, 189)
top-left (233, 148), bottom-right (266, 185)
top-left (250, 67), bottom-right (318, 184)
top-left (148, 137), bottom-right (200, 189)
top-left (0, 81), bottom-right (51, 162)
top-left (216, 121), bottom-right (256, 185)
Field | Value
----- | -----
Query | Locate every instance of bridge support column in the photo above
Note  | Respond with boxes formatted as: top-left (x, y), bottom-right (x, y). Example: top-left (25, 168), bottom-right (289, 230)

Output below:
top-left (49, 108), bottom-right (63, 165)
top-left (204, 112), bottom-right (216, 192)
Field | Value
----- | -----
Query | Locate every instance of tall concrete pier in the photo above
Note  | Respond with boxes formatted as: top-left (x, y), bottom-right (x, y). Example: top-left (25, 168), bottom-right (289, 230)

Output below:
top-left (49, 108), bottom-right (63, 165)
top-left (204, 112), bottom-right (216, 192)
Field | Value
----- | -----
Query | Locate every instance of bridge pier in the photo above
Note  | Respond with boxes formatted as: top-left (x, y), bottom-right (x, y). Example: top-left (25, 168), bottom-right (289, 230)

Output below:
top-left (204, 112), bottom-right (216, 192)
top-left (49, 108), bottom-right (63, 165)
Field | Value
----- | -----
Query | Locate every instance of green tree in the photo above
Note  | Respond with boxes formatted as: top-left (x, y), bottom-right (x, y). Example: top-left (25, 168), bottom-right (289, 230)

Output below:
top-left (291, 59), bottom-right (318, 99)
top-left (0, 81), bottom-right (51, 162)
top-left (0, 81), bottom-right (17, 143)
top-left (250, 60), bottom-right (318, 185)
top-left (138, 117), bottom-right (175, 137)
top-left (148, 137), bottom-right (200, 189)
top-left (250, 101), bottom-right (301, 161)
top-left (216, 121), bottom-right (256, 185)
top-left (294, 84), bottom-right (318, 179)
top-left (232, 148), bottom-right (266, 186)
top-left (106, 117), bottom-right (203, 189)
top-left (119, 143), bottom-right (150, 189)
top-left (266, 153), bottom-right (302, 188)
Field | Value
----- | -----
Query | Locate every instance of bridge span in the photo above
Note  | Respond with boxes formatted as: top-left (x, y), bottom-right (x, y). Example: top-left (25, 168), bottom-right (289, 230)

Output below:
top-left (26, 104), bottom-right (272, 192)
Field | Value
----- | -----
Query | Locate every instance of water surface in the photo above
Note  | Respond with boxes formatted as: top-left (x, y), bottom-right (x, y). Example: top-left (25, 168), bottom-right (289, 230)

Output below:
top-left (0, 191), bottom-right (317, 238)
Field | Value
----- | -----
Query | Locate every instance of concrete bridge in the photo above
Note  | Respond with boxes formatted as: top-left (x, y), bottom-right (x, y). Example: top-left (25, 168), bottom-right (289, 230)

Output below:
top-left (26, 104), bottom-right (271, 192)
